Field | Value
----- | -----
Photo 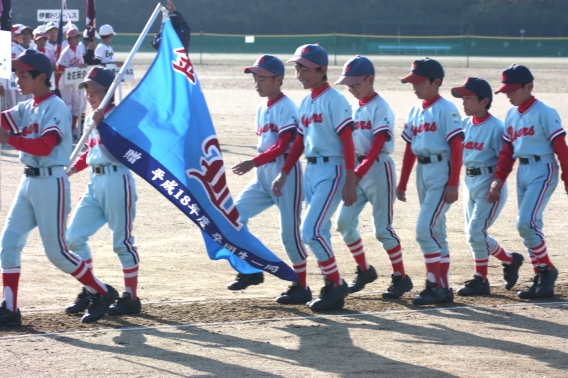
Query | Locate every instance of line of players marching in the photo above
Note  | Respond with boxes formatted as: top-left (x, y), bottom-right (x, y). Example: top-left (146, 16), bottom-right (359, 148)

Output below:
top-left (227, 45), bottom-right (568, 312)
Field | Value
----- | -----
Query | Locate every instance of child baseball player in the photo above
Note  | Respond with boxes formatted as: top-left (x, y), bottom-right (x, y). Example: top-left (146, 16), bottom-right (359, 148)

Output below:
top-left (94, 24), bottom-right (123, 67)
top-left (272, 44), bottom-right (357, 311)
top-left (396, 58), bottom-right (463, 306)
top-left (0, 50), bottom-right (118, 326)
top-left (56, 28), bottom-right (87, 134)
top-left (226, 55), bottom-right (311, 304)
top-left (335, 55), bottom-right (413, 298)
top-left (488, 64), bottom-right (568, 299)
top-left (451, 77), bottom-right (524, 296)
top-left (33, 30), bottom-right (56, 66)
top-left (65, 67), bottom-right (141, 316)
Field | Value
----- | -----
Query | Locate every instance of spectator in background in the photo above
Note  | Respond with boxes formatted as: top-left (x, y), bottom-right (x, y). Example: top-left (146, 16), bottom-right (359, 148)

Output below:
top-left (152, 0), bottom-right (190, 52)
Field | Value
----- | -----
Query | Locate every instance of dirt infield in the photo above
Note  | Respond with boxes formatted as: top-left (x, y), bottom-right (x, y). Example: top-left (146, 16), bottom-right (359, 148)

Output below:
top-left (0, 54), bottom-right (568, 377)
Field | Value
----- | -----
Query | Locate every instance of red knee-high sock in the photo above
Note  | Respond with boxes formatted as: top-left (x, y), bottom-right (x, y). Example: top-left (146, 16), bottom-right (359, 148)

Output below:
top-left (474, 258), bottom-right (489, 281)
top-left (293, 260), bottom-right (308, 289)
top-left (528, 242), bottom-right (555, 270)
top-left (490, 244), bottom-right (513, 264)
top-left (424, 252), bottom-right (441, 287)
top-left (528, 253), bottom-right (539, 273)
top-left (123, 265), bottom-right (139, 300)
top-left (317, 256), bottom-right (342, 286)
top-left (2, 267), bottom-right (21, 312)
top-left (71, 260), bottom-right (107, 295)
top-left (440, 254), bottom-right (451, 289)
top-left (346, 238), bottom-right (369, 271)
top-left (71, 115), bottom-right (78, 131)
top-left (386, 245), bottom-right (405, 277)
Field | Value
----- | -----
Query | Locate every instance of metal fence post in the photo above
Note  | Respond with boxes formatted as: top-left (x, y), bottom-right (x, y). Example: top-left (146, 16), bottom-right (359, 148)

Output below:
top-left (334, 32), bottom-right (337, 65)
top-left (200, 30), bottom-right (203, 64)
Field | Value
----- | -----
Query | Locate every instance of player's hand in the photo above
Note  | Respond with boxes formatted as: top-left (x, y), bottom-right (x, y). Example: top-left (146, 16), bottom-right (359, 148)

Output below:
top-left (167, 0), bottom-right (177, 12)
top-left (92, 109), bottom-right (105, 126)
top-left (271, 171), bottom-right (288, 197)
top-left (79, 63), bottom-right (88, 69)
top-left (487, 179), bottom-right (503, 203)
top-left (342, 172), bottom-right (358, 206)
top-left (443, 185), bottom-right (459, 204)
top-left (231, 160), bottom-right (255, 175)
top-left (115, 61), bottom-right (124, 68)
top-left (88, 41), bottom-right (96, 50)
top-left (0, 85), bottom-right (5, 97)
top-left (396, 187), bottom-right (406, 202)
top-left (67, 166), bottom-right (78, 177)
top-left (0, 127), bottom-right (10, 143)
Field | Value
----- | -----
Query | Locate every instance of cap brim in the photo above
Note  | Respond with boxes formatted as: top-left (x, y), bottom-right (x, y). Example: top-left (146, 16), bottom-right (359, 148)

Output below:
top-left (286, 56), bottom-right (320, 68)
top-left (78, 79), bottom-right (106, 91)
top-left (335, 75), bottom-right (368, 86)
top-left (243, 66), bottom-right (278, 76)
top-left (34, 35), bottom-right (47, 41)
top-left (494, 83), bottom-right (521, 94)
top-left (451, 87), bottom-right (477, 98)
top-left (12, 59), bottom-right (35, 72)
top-left (400, 73), bottom-right (428, 84)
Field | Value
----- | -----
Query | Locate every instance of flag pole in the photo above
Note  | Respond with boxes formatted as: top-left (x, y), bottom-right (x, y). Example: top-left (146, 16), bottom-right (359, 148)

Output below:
top-left (67, 3), bottom-right (165, 170)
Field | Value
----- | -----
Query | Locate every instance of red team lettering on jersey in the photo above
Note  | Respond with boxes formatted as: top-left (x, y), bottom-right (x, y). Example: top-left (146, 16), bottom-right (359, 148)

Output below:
top-left (507, 125), bottom-right (535, 142)
top-left (257, 123), bottom-right (279, 135)
top-left (354, 120), bottom-right (372, 130)
top-left (20, 123), bottom-right (39, 137)
top-left (301, 113), bottom-right (323, 128)
top-left (464, 141), bottom-right (485, 151)
top-left (411, 122), bottom-right (437, 136)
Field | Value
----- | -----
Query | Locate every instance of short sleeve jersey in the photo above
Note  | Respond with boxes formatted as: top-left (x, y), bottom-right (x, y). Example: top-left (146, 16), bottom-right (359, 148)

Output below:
top-left (255, 95), bottom-right (299, 154)
top-left (84, 111), bottom-right (123, 167)
top-left (38, 47), bottom-right (56, 65)
top-left (297, 86), bottom-right (352, 158)
top-left (94, 43), bottom-right (114, 64)
top-left (11, 44), bottom-right (27, 59)
top-left (57, 45), bottom-right (84, 68)
top-left (352, 94), bottom-right (395, 155)
top-left (463, 115), bottom-right (504, 168)
top-left (2, 93), bottom-right (72, 167)
top-left (401, 96), bottom-right (463, 156)
top-left (503, 99), bottom-right (566, 159)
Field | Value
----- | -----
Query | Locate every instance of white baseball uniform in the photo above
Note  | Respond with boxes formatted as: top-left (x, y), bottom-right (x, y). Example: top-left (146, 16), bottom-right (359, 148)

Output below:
top-left (57, 45), bottom-right (84, 118)
top-left (94, 43), bottom-right (115, 64)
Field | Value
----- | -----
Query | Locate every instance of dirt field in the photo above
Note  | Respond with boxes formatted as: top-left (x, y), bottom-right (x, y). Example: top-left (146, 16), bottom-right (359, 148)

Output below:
top-left (0, 53), bottom-right (567, 377)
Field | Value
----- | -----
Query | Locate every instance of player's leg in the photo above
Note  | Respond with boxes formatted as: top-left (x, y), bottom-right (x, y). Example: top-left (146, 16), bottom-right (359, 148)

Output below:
top-left (0, 180), bottom-right (37, 325)
top-left (274, 162), bottom-right (312, 304)
top-left (516, 163), bottom-right (559, 299)
top-left (301, 162), bottom-right (349, 311)
top-left (32, 176), bottom-right (118, 323)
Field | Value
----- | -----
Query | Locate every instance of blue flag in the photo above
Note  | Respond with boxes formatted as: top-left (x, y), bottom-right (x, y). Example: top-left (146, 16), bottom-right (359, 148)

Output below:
top-left (97, 19), bottom-right (298, 282)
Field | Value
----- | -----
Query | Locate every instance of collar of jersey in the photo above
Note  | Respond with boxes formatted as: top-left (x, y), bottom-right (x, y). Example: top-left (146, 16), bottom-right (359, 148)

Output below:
top-left (517, 96), bottom-right (536, 114)
top-left (267, 92), bottom-right (285, 108)
top-left (422, 94), bottom-right (441, 110)
top-left (472, 113), bottom-right (491, 126)
top-left (310, 82), bottom-right (330, 99)
top-left (359, 92), bottom-right (378, 107)
top-left (33, 92), bottom-right (56, 107)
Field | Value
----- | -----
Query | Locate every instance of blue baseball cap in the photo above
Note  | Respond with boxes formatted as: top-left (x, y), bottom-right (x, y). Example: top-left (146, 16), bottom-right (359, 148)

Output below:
top-left (494, 64), bottom-right (534, 94)
top-left (401, 58), bottom-right (444, 84)
top-left (78, 67), bottom-right (115, 91)
top-left (286, 44), bottom-right (328, 68)
top-left (244, 55), bottom-right (284, 77)
top-left (335, 55), bottom-right (375, 86)
top-left (12, 49), bottom-right (52, 78)
top-left (451, 77), bottom-right (493, 101)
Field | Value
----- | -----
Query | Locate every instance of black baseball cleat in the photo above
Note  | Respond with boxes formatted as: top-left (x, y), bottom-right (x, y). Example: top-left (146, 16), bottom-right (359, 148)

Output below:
top-left (412, 280), bottom-right (453, 305)
top-left (107, 292), bottom-right (141, 315)
top-left (457, 275), bottom-right (490, 296)
top-left (517, 272), bottom-right (553, 299)
top-left (348, 265), bottom-right (378, 293)
top-left (81, 285), bottom-right (119, 324)
top-left (503, 252), bottom-right (524, 290)
top-left (307, 279), bottom-right (349, 311)
top-left (382, 274), bottom-right (413, 299)
top-left (65, 287), bottom-right (90, 314)
top-left (276, 282), bottom-right (312, 304)
top-left (0, 301), bottom-right (21, 326)
top-left (535, 265), bottom-right (558, 297)
top-left (227, 273), bottom-right (264, 291)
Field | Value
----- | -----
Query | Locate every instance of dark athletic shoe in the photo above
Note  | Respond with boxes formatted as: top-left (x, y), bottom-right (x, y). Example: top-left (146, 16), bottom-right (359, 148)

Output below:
top-left (65, 287), bottom-right (90, 314)
top-left (503, 252), bottom-right (524, 290)
top-left (276, 282), bottom-right (312, 304)
top-left (227, 273), bottom-right (264, 291)
top-left (107, 292), bottom-right (141, 315)
top-left (457, 275), bottom-right (491, 296)
top-left (535, 266), bottom-right (558, 297)
top-left (307, 279), bottom-right (349, 311)
top-left (0, 301), bottom-right (21, 326)
top-left (382, 274), bottom-right (413, 299)
top-left (348, 265), bottom-right (378, 293)
top-left (412, 280), bottom-right (453, 305)
top-left (81, 285), bottom-right (119, 324)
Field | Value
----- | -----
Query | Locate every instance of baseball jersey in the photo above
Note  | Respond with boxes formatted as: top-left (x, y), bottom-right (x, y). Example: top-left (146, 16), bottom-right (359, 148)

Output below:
top-left (2, 93), bottom-right (72, 167)
top-left (57, 45), bottom-right (84, 68)
top-left (11, 43), bottom-right (28, 59)
top-left (503, 98), bottom-right (565, 158)
top-left (297, 85), bottom-right (352, 157)
top-left (463, 115), bottom-right (505, 168)
top-left (83, 110), bottom-right (124, 167)
top-left (402, 95), bottom-right (463, 156)
top-left (38, 47), bottom-right (57, 65)
top-left (94, 43), bottom-right (115, 64)
top-left (352, 93), bottom-right (395, 155)
top-left (256, 94), bottom-right (298, 153)
top-left (46, 41), bottom-right (57, 52)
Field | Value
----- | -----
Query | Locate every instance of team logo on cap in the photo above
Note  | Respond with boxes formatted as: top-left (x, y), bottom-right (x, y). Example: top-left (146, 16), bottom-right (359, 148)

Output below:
top-left (258, 56), bottom-right (265, 64)
top-left (502, 73), bottom-right (507, 82)
top-left (345, 64), bottom-right (351, 73)
top-left (89, 69), bottom-right (98, 78)
top-left (301, 46), bottom-right (309, 54)
top-left (412, 62), bottom-right (417, 70)
top-left (463, 78), bottom-right (470, 85)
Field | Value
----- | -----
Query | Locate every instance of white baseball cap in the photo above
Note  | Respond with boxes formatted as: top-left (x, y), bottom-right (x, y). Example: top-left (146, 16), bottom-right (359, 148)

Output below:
top-left (11, 23), bottom-right (24, 34)
top-left (63, 23), bottom-right (78, 32)
top-left (99, 24), bottom-right (116, 37)
top-left (83, 29), bottom-right (101, 39)
top-left (45, 21), bottom-right (58, 31)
